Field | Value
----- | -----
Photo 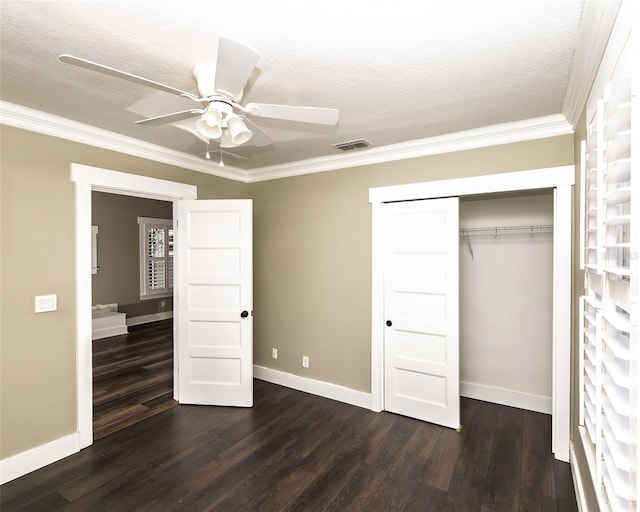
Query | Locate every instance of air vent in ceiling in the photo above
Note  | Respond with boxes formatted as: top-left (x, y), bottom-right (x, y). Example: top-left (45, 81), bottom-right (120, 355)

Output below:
top-left (332, 138), bottom-right (373, 151)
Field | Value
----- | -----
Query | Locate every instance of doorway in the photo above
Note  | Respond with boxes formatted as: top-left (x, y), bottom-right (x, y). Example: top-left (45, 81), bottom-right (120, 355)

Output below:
top-left (72, 164), bottom-right (198, 449)
top-left (91, 191), bottom-right (175, 439)
top-left (369, 166), bottom-right (574, 462)
top-left (73, 164), bottom-right (254, 448)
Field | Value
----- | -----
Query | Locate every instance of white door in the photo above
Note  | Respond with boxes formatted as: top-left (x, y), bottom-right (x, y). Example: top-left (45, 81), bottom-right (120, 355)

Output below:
top-left (383, 198), bottom-right (460, 429)
top-left (175, 199), bottom-right (253, 406)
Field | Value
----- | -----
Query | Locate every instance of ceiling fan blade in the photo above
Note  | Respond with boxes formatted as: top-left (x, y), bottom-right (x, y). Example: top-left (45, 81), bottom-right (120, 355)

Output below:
top-left (213, 37), bottom-right (261, 100)
top-left (135, 109), bottom-right (204, 126)
top-left (59, 54), bottom-right (199, 100)
top-left (246, 103), bottom-right (339, 125)
top-left (242, 117), bottom-right (275, 147)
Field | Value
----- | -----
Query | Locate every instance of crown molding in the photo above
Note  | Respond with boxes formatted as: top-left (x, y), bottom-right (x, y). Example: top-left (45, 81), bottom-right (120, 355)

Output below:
top-left (562, 0), bottom-right (622, 128)
top-left (0, 101), bottom-right (248, 182)
top-left (245, 114), bottom-right (573, 183)
top-left (586, 0), bottom-right (635, 123)
top-left (1, 101), bottom-right (572, 184)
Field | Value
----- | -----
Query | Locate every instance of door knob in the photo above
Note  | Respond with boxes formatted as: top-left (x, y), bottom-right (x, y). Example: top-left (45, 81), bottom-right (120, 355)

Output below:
top-left (241, 310), bottom-right (249, 318)
top-left (386, 320), bottom-right (392, 327)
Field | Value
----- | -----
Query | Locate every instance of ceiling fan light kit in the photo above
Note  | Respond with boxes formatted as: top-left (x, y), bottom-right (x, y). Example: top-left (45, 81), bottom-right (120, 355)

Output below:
top-left (59, 36), bottom-right (339, 160)
top-left (196, 107), bottom-right (223, 139)
top-left (194, 101), bottom-right (253, 146)
top-left (225, 113), bottom-right (252, 145)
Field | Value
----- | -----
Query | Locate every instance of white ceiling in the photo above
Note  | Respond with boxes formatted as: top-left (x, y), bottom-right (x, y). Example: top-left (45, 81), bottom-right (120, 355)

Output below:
top-left (1, 1), bottom-right (587, 178)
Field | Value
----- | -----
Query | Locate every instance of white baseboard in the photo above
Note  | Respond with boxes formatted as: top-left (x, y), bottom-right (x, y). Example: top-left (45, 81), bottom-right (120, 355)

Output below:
top-left (569, 442), bottom-right (590, 512)
top-left (0, 432), bottom-right (80, 484)
top-left (92, 308), bottom-right (128, 340)
top-left (92, 325), bottom-right (128, 340)
top-left (460, 381), bottom-right (552, 414)
top-left (253, 365), bottom-right (372, 410)
top-left (126, 311), bottom-right (173, 327)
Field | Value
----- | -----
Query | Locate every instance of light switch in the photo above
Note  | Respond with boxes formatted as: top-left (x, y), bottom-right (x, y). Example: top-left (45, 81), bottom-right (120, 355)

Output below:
top-left (35, 294), bottom-right (57, 313)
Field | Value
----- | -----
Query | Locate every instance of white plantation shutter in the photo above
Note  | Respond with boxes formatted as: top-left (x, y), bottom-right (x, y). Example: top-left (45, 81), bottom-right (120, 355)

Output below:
top-left (579, 19), bottom-right (638, 512)
top-left (148, 226), bottom-right (165, 290)
top-left (168, 228), bottom-right (174, 289)
top-left (139, 217), bottom-right (173, 298)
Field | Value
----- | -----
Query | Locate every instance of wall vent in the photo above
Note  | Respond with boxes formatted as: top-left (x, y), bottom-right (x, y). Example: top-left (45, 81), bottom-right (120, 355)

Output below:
top-left (331, 138), bottom-right (373, 151)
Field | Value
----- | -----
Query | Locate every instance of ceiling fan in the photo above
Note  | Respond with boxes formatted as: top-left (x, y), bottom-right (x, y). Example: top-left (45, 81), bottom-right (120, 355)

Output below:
top-left (59, 37), bottom-right (339, 153)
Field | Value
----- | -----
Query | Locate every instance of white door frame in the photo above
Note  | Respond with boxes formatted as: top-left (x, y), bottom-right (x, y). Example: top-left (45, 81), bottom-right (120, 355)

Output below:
top-left (71, 163), bottom-right (197, 449)
top-left (369, 165), bottom-right (574, 462)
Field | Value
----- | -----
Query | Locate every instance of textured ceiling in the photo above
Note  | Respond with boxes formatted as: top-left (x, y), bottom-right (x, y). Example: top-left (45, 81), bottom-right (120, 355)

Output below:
top-left (0, 1), bottom-right (585, 174)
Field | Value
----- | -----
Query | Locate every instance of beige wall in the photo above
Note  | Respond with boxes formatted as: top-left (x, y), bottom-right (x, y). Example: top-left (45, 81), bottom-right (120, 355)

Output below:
top-left (1, 124), bottom-right (574, 464)
top-left (0, 125), bottom-right (247, 459)
top-left (249, 135), bottom-right (574, 392)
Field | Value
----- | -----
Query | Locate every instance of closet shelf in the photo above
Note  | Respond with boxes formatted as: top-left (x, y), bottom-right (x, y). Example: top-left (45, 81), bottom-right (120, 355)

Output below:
top-left (459, 224), bottom-right (553, 236)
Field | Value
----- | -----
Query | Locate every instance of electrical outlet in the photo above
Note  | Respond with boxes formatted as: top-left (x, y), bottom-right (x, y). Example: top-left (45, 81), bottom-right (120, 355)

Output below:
top-left (160, 300), bottom-right (166, 308)
top-left (302, 356), bottom-right (309, 368)
top-left (272, 348), bottom-right (278, 359)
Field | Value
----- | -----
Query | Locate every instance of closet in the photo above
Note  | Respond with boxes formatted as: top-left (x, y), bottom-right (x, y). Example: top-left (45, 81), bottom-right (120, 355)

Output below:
top-left (381, 190), bottom-right (553, 431)
top-left (369, 166), bottom-right (573, 461)
top-left (459, 191), bottom-right (554, 414)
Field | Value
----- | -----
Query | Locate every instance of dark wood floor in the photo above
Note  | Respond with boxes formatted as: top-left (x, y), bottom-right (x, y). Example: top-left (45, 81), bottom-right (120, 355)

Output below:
top-left (1, 321), bottom-right (578, 512)
top-left (93, 319), bottom-right (177, 440)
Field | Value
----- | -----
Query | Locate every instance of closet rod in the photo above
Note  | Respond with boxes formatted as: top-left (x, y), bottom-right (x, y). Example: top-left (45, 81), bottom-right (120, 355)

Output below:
top-left (459, 224), bottom-right (553, 236)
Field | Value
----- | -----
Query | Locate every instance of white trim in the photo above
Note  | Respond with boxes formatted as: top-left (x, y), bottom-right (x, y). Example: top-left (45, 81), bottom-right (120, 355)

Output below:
top-left (71, 164), bottom-right (197, 201)
top-left (0, 433), bottom-right (80, 484)
top-left (369, 166), bottom-right (574, 462)
top-left (369, 165), bottom-right (574, 203)
top-left (253, 365), bottom-right (372, 410)
top-left (460, 382), bottom-right (552, 415)
top-left (2, 100), bottom-right (571, 184)
top-left (578, 426), bottom-right (606, 511)
top-left (92, 322), bottom-right (128, 340)
top-left (71, 164), bottom-right (196, 451)
top-left (586, 0), bottom-right (633, 124)
top-left (579, 140), bottom-right (586, 270)
top-left (1, 101), bottom-right (247, 181)
top-left (552, 185), bottom-right (572, 462)
top-left (126, 311), bottom-right (174, 327)
top-left (570, 442), bottom-right (592, 512)
top-left (245, 115), bottom-right (572, 183)
top-left (139, 293), bottom-right (172, 301)
top-left (562, 0), bottom-right (621, 128)
top-left (74, 179), bottom-right (93, 449)
top-left (370, 202), bottom-right (384, 413)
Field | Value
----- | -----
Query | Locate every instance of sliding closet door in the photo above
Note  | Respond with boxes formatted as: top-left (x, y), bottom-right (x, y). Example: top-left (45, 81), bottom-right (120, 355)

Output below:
top-left (383, 198), bottom-right (460, 429)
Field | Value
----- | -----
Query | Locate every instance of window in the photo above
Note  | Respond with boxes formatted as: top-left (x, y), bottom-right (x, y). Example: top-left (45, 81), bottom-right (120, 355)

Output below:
top-left (138, 217), bottom-right (173, 299)
top-left (578, 26), bottom-right (637, 512)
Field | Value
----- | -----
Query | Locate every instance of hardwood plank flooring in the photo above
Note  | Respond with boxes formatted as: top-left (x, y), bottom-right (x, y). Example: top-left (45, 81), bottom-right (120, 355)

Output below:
top-left (2, 321), bottom-right (579, 511)
top-left (92, 319), bottom-right (177, 440)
